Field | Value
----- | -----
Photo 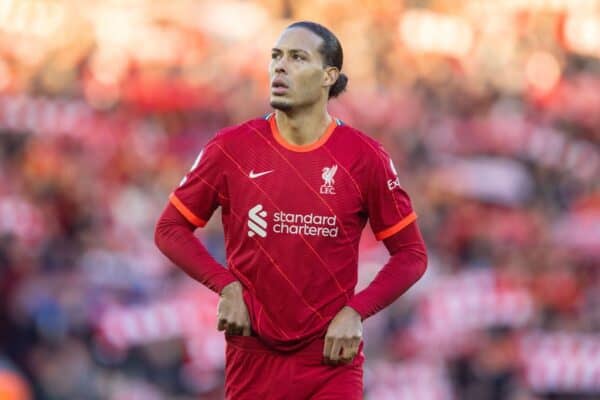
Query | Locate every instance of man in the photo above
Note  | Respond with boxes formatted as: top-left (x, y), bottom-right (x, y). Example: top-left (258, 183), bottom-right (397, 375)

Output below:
top-left (155, 21), bottom-right (427, 399)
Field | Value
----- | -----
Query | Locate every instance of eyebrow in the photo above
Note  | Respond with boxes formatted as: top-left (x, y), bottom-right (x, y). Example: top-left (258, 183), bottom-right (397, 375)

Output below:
top-left (271, 48), bottom-right (310, 56)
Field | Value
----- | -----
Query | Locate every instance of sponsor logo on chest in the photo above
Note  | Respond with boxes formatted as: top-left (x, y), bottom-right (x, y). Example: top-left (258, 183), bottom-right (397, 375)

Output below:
top-left (247, 204), bottom-right (339, 238)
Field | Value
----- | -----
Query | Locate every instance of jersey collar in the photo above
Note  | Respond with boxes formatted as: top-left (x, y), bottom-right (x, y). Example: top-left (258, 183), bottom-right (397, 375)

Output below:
top-left (267, 113), bottom-right (337, 153)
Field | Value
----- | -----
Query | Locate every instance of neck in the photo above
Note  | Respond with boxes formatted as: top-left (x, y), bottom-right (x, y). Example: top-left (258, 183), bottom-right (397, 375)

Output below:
top-left (275, 103), bottom-right (332, 146)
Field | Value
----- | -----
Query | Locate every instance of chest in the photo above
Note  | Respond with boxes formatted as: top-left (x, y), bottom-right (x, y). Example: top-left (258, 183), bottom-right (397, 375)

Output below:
top-left (222, 143), bottom-right (367, 229)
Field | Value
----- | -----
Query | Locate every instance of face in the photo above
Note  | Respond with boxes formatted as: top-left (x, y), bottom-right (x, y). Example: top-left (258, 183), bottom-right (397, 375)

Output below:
top-left (269, 27), bottom-right (338, 112)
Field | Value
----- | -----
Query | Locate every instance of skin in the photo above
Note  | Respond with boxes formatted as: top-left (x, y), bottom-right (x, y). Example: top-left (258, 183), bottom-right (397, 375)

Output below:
top-left (217, 281), bottom-right (251, 337)
top-left (217, 26), bottom-right (362, 366)
top-left (269, 27), bottom-right (339, 146)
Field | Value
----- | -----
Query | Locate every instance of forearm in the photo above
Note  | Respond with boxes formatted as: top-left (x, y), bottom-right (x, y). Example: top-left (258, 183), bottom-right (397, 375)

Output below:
top-left (347, 222), bottom-right (427, 319)
top-left (154, 203), bottom-right (237, 294)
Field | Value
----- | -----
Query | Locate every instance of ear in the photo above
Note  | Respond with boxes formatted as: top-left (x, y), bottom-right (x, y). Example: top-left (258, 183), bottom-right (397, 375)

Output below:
top-left (323, 66), bottom-right (340, 90)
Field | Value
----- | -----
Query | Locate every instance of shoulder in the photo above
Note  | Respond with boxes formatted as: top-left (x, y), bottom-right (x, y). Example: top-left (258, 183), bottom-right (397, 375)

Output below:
top-left (332, 121), bottom-right (388, 162)
top-left (211, 116), bottom-right (269, 145)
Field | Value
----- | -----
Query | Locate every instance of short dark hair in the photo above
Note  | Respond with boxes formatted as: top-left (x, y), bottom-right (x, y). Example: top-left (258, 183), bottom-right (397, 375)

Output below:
top-left (287, 21), bottom-right (348, 99)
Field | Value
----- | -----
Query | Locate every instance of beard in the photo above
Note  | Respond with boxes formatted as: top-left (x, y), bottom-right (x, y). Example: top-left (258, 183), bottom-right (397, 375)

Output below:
top-left (270, 99), bottom-right (293, 112)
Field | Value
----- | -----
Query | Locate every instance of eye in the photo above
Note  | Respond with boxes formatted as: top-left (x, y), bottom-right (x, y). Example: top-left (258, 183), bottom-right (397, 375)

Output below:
top-left (271, 52), bottom-right (281, 60)
top-left (293, 54), bottom-right (305, 61)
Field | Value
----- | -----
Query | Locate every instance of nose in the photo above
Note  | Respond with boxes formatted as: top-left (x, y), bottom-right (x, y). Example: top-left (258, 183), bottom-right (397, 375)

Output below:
top-left (273, 56), bottom-right (287, 74)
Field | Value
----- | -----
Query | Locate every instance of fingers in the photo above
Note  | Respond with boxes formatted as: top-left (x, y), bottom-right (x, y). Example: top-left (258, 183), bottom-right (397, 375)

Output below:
top-left (242, 325), bottom-right (252, 337)
top-left (330, 338), bottom-right (342, 364)
top-left (230, 325), bottom-right (244, 336)
top-left (323, 337), bottom-right (361, 365)
top-left (323, 337), bottom-right (333, 361)
top-left (323, 337), bottom-right (343, 365)
top-left (216, 292), bottom-right (252, 336)
top-left (340, 338), bottom-right (360, 364)
top-left (217, 318), bottom-right (227, 331)
top-left (217, 319), bottom-right (250, 336)
top-left (223, 324), bottom-right (240, 335)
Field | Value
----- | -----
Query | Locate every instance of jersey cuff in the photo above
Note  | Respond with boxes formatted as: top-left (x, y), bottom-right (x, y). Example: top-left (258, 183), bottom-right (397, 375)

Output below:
top-left (169, 193), bottom-right (207, 227)
top-left (374, 211), bottom-right (417, 241)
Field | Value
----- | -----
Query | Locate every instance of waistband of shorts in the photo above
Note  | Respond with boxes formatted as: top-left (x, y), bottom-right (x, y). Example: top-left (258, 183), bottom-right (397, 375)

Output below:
top-left (225, 334), bottom-right (363, 361)
top-left (225, 334), bottom-right (273, 354)
top-left (225, 334), bottom-right (327, 356)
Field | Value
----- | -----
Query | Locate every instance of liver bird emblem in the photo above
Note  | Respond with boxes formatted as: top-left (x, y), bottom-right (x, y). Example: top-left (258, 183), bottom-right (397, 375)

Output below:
top-left (321, 165), bottom-right (337, 187)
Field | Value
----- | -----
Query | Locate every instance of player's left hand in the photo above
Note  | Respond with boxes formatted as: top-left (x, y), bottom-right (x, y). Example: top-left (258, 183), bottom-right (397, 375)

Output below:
top-left (323, 306), bottom-right (362, 365)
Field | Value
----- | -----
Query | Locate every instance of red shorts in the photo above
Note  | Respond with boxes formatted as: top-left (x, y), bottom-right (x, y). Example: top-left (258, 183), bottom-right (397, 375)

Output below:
top-left (224, 335), bottom-right (364, 400)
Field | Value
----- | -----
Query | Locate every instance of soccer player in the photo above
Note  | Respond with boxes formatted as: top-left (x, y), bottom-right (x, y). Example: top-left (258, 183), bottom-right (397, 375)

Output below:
top-left (155, 21), bottom-right (427, 399)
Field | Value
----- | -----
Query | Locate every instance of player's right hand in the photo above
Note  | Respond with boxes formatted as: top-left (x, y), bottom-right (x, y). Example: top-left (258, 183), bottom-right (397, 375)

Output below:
top-left (217, 281), bottom-right (252, 336)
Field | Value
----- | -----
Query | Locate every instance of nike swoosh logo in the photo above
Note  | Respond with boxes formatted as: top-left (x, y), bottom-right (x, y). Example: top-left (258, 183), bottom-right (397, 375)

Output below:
top-left (249, 169), bottom-right (274, 179)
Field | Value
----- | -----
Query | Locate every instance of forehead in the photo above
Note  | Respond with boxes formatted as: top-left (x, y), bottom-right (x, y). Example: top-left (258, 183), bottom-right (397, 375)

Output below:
top-left (273, 27), bottom-right (323, 54)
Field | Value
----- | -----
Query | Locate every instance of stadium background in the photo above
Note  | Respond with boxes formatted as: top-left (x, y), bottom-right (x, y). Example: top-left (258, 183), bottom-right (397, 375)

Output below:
top-left (0, 0), bottom-right (599, 399)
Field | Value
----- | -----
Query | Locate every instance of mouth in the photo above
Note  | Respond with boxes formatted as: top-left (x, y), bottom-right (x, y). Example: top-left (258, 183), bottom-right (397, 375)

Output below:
top-left (271, 79), bottom-right (289, 95)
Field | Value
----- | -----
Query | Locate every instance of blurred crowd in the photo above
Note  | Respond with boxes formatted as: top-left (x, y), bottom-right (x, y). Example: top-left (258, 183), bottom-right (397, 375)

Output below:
top-left (1, 0), bottom-right (599, 399)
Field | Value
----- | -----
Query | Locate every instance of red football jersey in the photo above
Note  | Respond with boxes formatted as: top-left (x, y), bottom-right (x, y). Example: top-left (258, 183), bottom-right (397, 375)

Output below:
top-left (170, 113), bottom-right (416, 351)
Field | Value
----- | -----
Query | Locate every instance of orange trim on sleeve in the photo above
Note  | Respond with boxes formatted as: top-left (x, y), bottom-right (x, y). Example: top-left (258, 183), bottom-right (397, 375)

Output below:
top-left (269, 113), bottom-right (337, 152)
top-left (169, 193), bottom-right (207, 227)
top-left (374, 212), bottom-right (417, 241)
